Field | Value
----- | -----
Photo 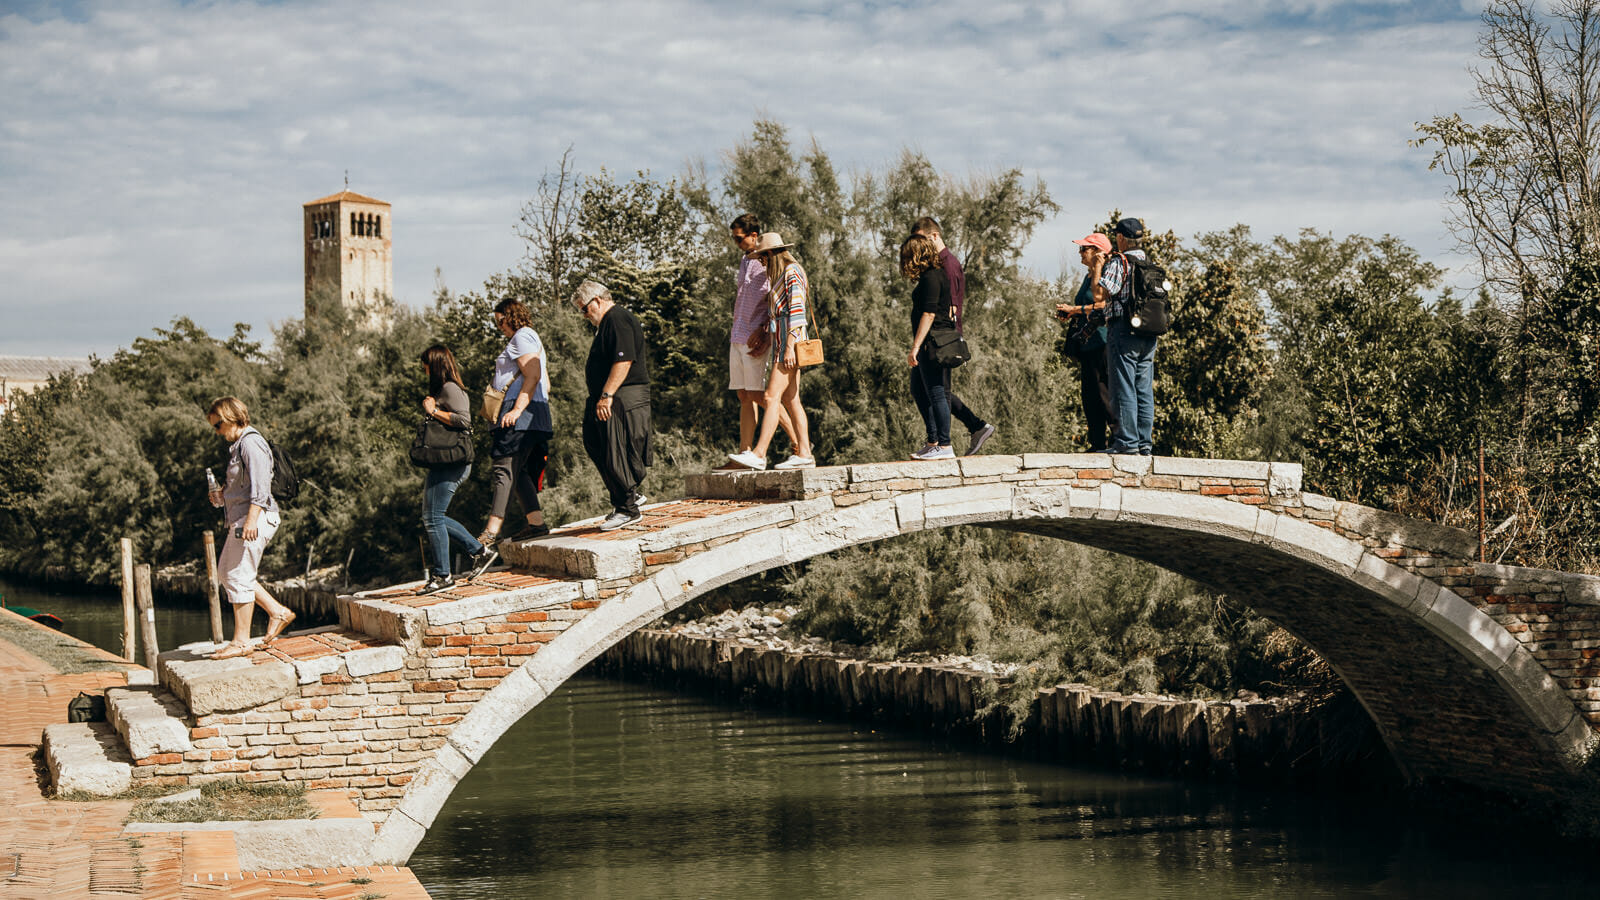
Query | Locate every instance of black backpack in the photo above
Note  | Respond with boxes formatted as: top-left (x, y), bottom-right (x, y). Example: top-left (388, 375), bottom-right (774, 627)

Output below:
top-left (240, 431), bottom-right (300, 505)
top-left (266, 439), bottom-right (300, 504)
top-left (1120, 252), bottom-right (1173, 337)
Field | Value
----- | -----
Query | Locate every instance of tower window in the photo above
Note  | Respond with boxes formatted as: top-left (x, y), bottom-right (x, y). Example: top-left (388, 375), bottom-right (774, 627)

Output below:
top-left (350, 212), bottom-right (358, 236)
top-left (374, 216), bottom-right (381, 238)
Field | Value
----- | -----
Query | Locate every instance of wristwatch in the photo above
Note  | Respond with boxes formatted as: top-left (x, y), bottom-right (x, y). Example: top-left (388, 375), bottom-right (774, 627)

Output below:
top-left (601, 391), bottom-right (613, 399)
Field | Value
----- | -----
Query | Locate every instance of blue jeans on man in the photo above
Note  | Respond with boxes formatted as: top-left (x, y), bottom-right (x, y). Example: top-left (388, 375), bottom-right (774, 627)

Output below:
top-left (422, 462), bottom-right (484, 577)
top-left (1106, 319), bottom-right (1156, 455)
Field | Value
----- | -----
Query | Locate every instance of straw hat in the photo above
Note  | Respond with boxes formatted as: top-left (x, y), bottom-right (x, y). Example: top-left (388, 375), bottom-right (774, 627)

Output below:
top-left (752, 232), bottom-right (795, 254)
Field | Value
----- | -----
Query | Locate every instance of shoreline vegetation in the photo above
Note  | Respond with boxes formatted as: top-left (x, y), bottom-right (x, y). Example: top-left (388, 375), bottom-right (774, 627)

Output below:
top-left (4, 97), bottom-right (1599, 769)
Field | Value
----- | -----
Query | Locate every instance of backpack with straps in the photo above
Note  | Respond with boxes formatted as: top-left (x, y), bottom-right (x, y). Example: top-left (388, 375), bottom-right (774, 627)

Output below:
top-left (1119, 252), bottom-right (1173, 338)
top-left (239, 430), bottom-right (300, 505)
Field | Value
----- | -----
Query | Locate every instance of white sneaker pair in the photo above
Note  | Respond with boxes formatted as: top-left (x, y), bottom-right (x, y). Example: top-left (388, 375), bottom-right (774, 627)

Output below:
top-left (727, 450), bottom-right (766, 470)
top-left (774, 454), bottom-right (815, 470)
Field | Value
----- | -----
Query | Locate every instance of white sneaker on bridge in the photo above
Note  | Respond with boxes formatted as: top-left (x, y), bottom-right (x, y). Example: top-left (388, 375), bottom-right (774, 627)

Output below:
top-left (774, 454), bottom-right (815, 469)
top-left (727, 450), bottom-right (766, 470)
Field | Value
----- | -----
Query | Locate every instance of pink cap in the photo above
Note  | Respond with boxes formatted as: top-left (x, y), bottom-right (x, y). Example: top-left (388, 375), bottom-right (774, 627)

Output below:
top-left (1072, 233), bottom-right (1112, 253)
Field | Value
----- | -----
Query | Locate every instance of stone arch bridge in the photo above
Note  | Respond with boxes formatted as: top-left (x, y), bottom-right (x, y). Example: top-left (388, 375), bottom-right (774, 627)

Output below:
top-left (44, 454), bottom-right (1600, 864)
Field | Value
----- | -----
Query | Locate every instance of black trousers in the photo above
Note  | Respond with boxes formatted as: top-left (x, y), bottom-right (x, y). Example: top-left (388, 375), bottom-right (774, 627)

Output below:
top-left (1076, 348), bottom-right (1118, 452)
top-left (582, 395), bottom-right (652, 516)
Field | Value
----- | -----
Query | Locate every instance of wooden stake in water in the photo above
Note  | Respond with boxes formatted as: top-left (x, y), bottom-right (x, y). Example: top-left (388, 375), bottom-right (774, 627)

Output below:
top-left (119, 538), bottom-right (136, 663)
top-left (203, 530), bottom-right (224, 643)
top-left (133, 563), bottom-right (160, 671)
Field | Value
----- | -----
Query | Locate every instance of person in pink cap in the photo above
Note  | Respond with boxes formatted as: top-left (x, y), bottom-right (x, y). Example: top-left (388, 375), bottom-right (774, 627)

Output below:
top-left (1056, 232), bottom-right (1119, 452)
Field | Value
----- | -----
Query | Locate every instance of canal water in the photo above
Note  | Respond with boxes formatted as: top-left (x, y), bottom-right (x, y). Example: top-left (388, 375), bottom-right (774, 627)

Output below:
top-left (6, 577), bottom-right (1597, 898)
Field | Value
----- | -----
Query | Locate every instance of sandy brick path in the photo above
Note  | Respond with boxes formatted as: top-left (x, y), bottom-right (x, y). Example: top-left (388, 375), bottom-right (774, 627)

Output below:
top-left (0, 611), bottom-right (432, 899)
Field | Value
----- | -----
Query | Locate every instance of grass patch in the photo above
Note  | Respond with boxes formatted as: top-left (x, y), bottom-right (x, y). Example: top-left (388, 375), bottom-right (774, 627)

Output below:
top-left (56, 781), bottom-right (193, 802)
top-left (126, 780), bottom-right (318, 824)
top-left (0, 612), bottom-right (130, 674)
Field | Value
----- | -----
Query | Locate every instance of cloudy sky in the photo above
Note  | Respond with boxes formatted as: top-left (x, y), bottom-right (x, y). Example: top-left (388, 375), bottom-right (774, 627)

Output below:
top-left (1, 0), bottom-right (1489, 357)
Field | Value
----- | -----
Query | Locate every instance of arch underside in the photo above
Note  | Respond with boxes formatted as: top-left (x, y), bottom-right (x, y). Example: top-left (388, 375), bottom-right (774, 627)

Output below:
top-left (996, 518), bottom-right (1573, 793)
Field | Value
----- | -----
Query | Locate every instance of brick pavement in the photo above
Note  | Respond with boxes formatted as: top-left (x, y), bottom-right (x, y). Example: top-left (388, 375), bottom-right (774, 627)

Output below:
top-left (0, 610), bottom-right (431, 899)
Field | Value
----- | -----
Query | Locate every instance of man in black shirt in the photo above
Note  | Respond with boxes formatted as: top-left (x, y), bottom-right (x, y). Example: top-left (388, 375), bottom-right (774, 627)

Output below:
top-left (573, 279), bottom-right (653, 531)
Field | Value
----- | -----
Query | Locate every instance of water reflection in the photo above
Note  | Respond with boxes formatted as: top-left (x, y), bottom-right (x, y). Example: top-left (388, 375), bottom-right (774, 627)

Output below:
top-left (411, 678), bottom-right (1598, 899)
top-left (0, 575), bottom-right (214, 653)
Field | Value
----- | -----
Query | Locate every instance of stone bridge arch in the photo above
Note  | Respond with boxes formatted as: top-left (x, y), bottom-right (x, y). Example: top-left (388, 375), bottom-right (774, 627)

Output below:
top-left (368, 456), bottom-right (1596, 862)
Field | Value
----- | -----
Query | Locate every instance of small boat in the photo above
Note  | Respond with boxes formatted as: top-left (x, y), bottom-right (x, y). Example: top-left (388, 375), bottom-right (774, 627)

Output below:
top-left (0, 593), bottom-right (63, 630)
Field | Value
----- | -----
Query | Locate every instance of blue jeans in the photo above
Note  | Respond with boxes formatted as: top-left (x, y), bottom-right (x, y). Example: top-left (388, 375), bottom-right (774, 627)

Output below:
top-left (422, 463), bottom-right (482, 577)
top-left (1106, 319), bottom-right (1157, 454)
top-left (910, 349), bottom-right (951, 445)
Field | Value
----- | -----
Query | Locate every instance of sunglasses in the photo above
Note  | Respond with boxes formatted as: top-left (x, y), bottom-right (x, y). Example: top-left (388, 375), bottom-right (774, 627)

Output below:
top-left (210, 420), bottom-right (224, 431)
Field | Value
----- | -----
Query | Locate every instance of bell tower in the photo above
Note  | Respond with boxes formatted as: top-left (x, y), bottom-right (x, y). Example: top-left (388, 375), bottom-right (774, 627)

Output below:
top-left (303, 190), bottom-right (393, 324)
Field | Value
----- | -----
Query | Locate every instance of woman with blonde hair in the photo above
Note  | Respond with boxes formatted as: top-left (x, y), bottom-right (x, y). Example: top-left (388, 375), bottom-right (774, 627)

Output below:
top-left (205, 396), bottom-right (295, 658)
top-left (727, 233), bottom-right (815, 471)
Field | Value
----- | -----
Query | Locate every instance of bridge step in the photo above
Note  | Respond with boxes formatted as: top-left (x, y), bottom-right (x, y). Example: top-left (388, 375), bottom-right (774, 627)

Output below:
top-left (160, 626), bottom-right (404, 717)
top-left (106, 684), bottom-right (193, 759)
top-left (41, 721), bottom-right (132, 797)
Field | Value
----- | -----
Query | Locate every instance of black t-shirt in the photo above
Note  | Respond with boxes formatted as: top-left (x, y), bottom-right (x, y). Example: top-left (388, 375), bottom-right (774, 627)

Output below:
top-left (911, 267), bottom-right (952, 332)
top-left (586, 305), bottom-right (651, 398)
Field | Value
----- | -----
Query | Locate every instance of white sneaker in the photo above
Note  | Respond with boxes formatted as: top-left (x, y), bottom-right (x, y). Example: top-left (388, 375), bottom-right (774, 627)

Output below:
top-left (923, 445), bottom-right (955, 460)
top-left (727, 450), bottom-right (767, 470)
top-left (774, 454), bottom-right (815, 470)
top-left (909, 444), bottom-right (938, 460)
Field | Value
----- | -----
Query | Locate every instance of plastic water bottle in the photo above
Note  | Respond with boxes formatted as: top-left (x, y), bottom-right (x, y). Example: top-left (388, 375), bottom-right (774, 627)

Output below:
top-left (205, 467), bottom-right (223, 508)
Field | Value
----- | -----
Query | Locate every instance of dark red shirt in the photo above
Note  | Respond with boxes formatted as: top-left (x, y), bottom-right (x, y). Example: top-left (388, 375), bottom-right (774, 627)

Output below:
top-left (939, 247), bottom-right (966, 334)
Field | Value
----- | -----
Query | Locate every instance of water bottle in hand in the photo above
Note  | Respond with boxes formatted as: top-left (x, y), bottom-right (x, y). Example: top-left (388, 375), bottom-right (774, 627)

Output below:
top-left (205, 467), bottom-right (223, 508)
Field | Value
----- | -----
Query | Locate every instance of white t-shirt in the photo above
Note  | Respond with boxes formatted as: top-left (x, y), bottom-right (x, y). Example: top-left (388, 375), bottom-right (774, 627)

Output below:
top-left (492, 326), bottom-right (550, 401)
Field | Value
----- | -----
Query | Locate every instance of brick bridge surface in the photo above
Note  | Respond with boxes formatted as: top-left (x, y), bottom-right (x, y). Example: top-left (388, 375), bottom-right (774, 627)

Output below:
top-left (53, 454), bottom-right (1600, 864)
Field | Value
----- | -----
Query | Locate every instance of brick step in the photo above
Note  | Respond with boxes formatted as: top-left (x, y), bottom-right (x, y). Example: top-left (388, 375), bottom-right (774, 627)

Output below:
top-left (345, 566), bottom-right (595, 638)
top-left (159, 625), bottom-right (404, 717)
top-left (106, 683), bottom-right (194, 760)
top-left (41, 720), bottom-right (132, 796)
top-left (126, 789), bottom-right (377, 870)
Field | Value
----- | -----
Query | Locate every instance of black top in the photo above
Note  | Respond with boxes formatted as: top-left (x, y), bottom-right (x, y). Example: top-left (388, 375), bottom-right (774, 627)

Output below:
top-left (586, 305), bottom-right (651, 399)
top-left (911, 267), bottom-right (953, 331)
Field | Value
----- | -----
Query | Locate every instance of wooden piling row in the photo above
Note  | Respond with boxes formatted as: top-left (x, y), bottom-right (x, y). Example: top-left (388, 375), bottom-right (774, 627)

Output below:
top-left (595, 629), bottom-right (1347, 782)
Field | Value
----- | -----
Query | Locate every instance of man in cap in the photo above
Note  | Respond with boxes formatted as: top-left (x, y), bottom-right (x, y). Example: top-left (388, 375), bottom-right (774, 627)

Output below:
top-left (910, 217), bottom-right (997, 455)
top-left (572, 279), bottom-right (653, 530)
top-left (1088, 217), bottom-right (1157, 455)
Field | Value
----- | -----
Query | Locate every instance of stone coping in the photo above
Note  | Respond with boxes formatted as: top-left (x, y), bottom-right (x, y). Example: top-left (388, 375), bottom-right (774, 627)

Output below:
top-left (125, 792), bottom-right (376, 869)
top-left (41, 721), bottom-right (131, 796)
top-left (159, 628), bottom-right (407, 715)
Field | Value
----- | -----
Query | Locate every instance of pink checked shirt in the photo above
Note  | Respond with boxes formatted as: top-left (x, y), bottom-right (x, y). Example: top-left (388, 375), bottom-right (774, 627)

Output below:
top-left (730, 255), bottom-right (770, 345)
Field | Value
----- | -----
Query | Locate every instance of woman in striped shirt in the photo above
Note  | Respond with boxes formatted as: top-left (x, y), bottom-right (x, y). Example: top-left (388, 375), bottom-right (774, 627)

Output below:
top-left (726, 232), bottom-right (815, 470)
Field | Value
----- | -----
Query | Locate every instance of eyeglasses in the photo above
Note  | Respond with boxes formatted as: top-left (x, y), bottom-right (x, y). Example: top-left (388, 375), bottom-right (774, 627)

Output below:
top-left (210, 420), bottom-right (224, 431)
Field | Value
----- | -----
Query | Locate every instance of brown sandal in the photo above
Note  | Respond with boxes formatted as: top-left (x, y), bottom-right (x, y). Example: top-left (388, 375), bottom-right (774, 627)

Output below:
top-left (211, 642), bottom-right (251, 660)
top-left (262, 610), bottom-right (297, 644)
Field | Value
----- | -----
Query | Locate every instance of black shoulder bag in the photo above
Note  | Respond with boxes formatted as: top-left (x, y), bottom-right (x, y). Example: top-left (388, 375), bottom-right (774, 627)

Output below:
top-left (409, 411), bottom-right (473, 468)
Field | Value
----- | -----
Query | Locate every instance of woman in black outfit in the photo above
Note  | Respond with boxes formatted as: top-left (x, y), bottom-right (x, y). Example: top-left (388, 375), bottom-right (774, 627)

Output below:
top-left (901, 233), bottom-right (979, 461)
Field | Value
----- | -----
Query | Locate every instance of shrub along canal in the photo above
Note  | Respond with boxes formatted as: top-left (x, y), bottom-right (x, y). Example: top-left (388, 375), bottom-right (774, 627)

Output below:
top-left (8, 576), bottom-right (1598, 898)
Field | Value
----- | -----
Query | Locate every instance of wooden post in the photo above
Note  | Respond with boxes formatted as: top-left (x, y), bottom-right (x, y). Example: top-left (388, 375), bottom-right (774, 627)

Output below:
top-left (119, 538), bottom-right (136, 662)
top-left (202, 530), bottom-right (225, 643)
top-left (1477, 440), bottom-right (1487, 563)
top-left (133, 564), bottom-right (160, 671)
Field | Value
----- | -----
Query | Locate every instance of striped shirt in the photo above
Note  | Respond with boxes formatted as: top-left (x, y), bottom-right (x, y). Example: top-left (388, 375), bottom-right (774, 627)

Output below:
top-left (730, 256), bottom-right (770, 344)
top-left (1098, 250), bottom-right (1145, 319)
top-left (770, 263), bottom-right (808, 335)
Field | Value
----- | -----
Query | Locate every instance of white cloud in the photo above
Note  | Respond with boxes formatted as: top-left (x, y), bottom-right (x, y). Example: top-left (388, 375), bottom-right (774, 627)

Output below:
top-left (0, 0), bottom-right (1486, 355)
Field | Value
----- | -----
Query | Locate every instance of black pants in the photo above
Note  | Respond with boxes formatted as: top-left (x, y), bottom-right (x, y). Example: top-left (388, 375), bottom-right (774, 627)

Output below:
top-left (948, 390), bottom-right (987, 434)
top-left (582, 396), bottom-right (652, 516)
top-left (1076, 348), bottom-right (1118, 452)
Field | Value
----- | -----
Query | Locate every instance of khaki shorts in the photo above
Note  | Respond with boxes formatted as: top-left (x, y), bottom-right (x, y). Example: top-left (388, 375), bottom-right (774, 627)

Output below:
top-left (728, 341), bottom-right (770, 392)
top-left (219, 511), bottom-right (280, 605)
